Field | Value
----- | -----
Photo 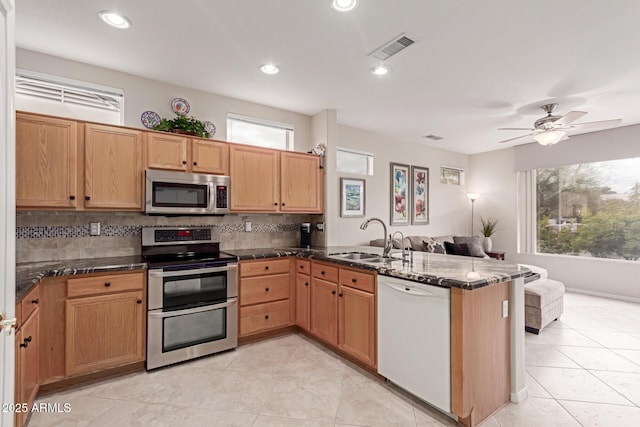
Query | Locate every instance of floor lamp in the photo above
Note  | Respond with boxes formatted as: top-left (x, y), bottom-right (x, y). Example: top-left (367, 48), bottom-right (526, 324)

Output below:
top-left (467, 193), bottom-right (478, 236)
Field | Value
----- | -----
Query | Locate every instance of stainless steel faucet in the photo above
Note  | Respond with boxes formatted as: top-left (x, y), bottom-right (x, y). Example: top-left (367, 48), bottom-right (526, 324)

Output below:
top-left (360, 217), bottom-right (392, 258)
top-left (391, 231), bottom-right (409, 263)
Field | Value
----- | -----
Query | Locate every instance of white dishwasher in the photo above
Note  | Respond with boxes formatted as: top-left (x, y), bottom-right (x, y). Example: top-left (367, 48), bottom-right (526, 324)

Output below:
top-left (377, 275), bottom-right (451, 414)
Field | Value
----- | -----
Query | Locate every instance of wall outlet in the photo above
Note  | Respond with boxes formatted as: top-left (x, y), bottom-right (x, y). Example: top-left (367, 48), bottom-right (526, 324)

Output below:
top-left (90, 222), bottom-right (101, 236)
top-left (502, 300), bottom-right (509, 318)
top-left (244, 221), bottom-right (252, 232)
top-left (315, 222), bottom-right (324, 231)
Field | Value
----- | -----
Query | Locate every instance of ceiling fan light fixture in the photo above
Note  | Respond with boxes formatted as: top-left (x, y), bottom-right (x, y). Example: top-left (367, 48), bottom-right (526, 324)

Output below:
top-left (534, 130), bottom-right (566, 146)
top-left (331, 0), bottom-right (358, 12)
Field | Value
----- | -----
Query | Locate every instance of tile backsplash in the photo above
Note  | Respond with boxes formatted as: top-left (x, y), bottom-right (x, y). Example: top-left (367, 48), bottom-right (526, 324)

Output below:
top-left (16, 211), bottom-right (324, 263)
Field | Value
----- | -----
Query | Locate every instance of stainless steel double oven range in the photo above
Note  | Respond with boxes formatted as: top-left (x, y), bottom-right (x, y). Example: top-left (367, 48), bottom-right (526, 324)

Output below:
top-left (142, 226), bottom-right (238, 370)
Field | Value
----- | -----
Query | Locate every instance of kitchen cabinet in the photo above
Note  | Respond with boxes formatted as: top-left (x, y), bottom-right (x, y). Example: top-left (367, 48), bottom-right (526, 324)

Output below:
top-left (230, 144), bottom-right (323, 213)
top-left (15, 284), bottom-right (40, 427)
top-left (65, 272), bottom-right (146, 376)
top-left (309, 262), bottom-right (339, 346)
top-left (16, 112), bottom-right (78, 208)
top-left (295, 259), bottom-right (311, 331)
top-left (239, 258), bottom-right (294, 337)
top-left (338, 279), bottom-right (376, 367)
top-left (145, 132), bottom-right (230, 175)
top-left (84, 123), bottom-right (143, 210)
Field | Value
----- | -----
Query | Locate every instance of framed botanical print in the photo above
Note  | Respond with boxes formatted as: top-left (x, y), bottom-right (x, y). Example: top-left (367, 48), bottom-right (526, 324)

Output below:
top-left (390, 163), bottom-right (410, 225)
top-left (411, 166), bottom-right (429, 224)
top-left (340, 178), bottom-right (366, 217)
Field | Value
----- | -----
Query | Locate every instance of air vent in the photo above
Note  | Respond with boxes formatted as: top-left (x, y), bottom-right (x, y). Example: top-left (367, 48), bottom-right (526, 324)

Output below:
top-left (369, 33), bottom-right (418, 61)
top-left (423, 134), bottom-right (443, 141)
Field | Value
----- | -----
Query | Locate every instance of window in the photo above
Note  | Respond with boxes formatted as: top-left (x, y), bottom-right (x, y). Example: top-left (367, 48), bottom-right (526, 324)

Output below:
top-left (337, 148), bottom-right (373, 175)
top-left (15, 69), bottom-right (124, 125)
top-left (226, 113), bottom-right (294, 150)
top-left (535, 157), bottom-right (640, 261)
top-left (440, 166), bottom-right (464, 185)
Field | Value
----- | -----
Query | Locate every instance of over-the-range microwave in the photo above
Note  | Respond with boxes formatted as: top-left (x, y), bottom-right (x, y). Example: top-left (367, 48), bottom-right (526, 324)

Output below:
top-left (145, 170), bottom-right (230, 215)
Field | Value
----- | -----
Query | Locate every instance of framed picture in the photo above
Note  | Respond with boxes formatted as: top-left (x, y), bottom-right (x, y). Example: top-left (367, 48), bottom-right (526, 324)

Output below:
top-left (411, 166), bottom-right (429, 224)
top-left (390, 163), bottom-right (410, 225)
top-left (340, 178), bottom-right (366, 217)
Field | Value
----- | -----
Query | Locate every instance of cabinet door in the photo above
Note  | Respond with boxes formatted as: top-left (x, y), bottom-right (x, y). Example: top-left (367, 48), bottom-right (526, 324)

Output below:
top-left (14, 327), bottom-right (23, 427)
top-left (229, 145), bottom-right (279, 211)
top-left (191, 139), bottom-right (229, 175)
top-left (280, 151), bottom-right (323, 212)
top-left (16, 113), bottom-right (78, 208)
top-left (19, 310), bottom-right (39, 410)
top-left (338, 286), bottom-right (376, 367)
top-left (310, 278), bottom-right (338, 346)
top-left (295, 273), bottom-right (311, 331)
top-left (145, 132), bottom-right (188, 171)
top-left (85, 124), bottom-right (143, 209)
top-left (65, 291), bottom-right (145, 376)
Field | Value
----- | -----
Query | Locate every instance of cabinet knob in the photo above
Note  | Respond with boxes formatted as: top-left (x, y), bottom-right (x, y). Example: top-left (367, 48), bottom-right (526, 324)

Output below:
top-left (265, 266), bottom-right (269, 270)
top-left (305, 282), bottom-right (309, 287)
top-left (281, 202), bottom-right (286, 206)
top-left (25, 336), bottom-right (32, 343)
top-left (31, 299), bottom-right (39, 305)
top-left (265, 315), bottom-right (269, 320)
top-left (193, 161), bottom-right (198, 166)
top-left (182, 160), bottom-right (187, 165)
top-left (351, 278), bottom-right (357, 283)
top-left (274, 202), bottom-right (278, 206)
top-left (137, 299), bottom-right (142, 304)
top-left (265, 287), bottom-right (270, 292)
top-left (85, 196), bottom-right (91, 201)
top-left (321, 271), bottom-right (325, 275)
top-left (69, 195), bottom-right (76, 200)
top-left (299, 265), bottom-right (304, 269)
top-left (104, 282), bottom-right (111, 287)
top-left (20, 341), bottom-right (28, 349)
top-left (331, 290), bottom-right (336, 295)
top-left (339, 293), bottom-right (343, 297)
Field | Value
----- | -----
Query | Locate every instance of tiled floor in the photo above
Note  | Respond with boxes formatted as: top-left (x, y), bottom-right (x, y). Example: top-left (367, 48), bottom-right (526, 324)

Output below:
top-left (29, 292), bottom-right (640, 427)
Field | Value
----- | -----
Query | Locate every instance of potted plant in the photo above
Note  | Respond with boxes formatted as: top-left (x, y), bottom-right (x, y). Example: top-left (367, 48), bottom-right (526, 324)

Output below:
top-left (479, 216), bottom-right (498, 252)
top-left (152, 113), bottom-right (210, 138)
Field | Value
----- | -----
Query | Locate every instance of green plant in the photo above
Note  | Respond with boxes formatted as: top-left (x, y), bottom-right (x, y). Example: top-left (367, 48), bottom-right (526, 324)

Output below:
top-left (152, 113), bottom-right (210, 138)
top-left (479, 216), bottom-right (499, 237)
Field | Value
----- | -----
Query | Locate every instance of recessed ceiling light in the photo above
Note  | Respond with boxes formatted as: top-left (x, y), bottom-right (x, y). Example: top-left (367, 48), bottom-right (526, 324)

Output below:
top-left (260, 64), bottom-right (279, 75)
top-left (98, 11), bottom-right (131, 29)
top-left (370, 65), bottom-right (389, 76)
top-left (332, 0), bottom-right (358, 12)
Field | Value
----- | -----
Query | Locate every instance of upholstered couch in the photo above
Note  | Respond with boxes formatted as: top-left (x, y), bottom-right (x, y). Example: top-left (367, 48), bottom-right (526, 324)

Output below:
top-left (370, 234), bottom-right (490, 258)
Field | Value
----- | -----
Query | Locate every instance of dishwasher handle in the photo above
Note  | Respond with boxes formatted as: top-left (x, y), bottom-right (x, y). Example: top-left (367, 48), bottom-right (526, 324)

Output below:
top-left (380, 280), bottom-right (442, 297)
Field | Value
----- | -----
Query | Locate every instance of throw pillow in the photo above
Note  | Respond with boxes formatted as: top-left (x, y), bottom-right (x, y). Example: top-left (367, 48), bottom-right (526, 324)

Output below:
top-left (453, 235), bottom-right (488, 258)
top-left (444, 241), bottom-right (469, 256)
top-left (423, 238), bottom-right (445, 254)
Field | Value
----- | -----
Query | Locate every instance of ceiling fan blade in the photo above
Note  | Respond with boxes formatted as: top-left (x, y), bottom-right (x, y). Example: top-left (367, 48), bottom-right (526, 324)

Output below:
top-left (499, 133), bottom-right (537, 144)
top-left (568, 118), bottom-right (622, 131)
top-left (553, 110), bottom-right (588, 126)
top-left (498, 127), bottom-right (536, 131)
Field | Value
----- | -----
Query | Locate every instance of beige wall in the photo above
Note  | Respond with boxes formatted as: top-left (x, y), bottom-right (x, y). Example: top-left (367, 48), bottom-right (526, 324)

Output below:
top-left (333, 125), bottom-right (470, 246)
top-left (16, 49), bottom-right (314, 153)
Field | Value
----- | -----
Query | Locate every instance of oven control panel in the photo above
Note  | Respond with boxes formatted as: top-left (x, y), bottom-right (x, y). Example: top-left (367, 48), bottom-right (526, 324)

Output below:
top-left (154, 228), bottom-right (212, 242)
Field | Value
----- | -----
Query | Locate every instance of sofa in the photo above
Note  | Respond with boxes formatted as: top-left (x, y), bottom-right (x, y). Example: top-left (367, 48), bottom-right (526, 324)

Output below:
top-left (370, 234), bottom-right (490, 258)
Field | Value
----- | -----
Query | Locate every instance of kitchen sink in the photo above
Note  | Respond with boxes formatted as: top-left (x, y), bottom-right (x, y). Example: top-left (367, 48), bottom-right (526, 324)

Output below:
top-left (328, 252), bottom-right (385, 262)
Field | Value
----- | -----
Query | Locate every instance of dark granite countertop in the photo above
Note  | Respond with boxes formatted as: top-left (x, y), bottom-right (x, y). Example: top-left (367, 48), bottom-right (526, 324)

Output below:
top-left (225, 246), bottom-right (530, 290)
top-left (16, 256), bottom-right (146, 300)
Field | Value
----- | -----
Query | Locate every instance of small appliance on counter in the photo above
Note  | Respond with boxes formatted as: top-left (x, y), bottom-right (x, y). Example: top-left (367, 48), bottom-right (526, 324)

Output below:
top-left (300, 222), bottom-right (312, 248)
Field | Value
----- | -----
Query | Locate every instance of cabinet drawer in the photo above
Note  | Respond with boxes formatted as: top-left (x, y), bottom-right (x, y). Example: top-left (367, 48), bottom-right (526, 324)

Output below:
top-left (21, 285), bottom-right (41, 322)
top-left (67, 272), bottom-right (144, 298)
top-left (296, 259), bottom-right (311, 275)
top-left (240, 300), bottom-right (290, 336)
top-left (240, 259), bottom-right (290, 277)
top-left (312, 262), bottom-right (339, 283)
top-left (241, 274), bottom-right (290, 306)
top-left (340, 269), bottom-right (376, 294)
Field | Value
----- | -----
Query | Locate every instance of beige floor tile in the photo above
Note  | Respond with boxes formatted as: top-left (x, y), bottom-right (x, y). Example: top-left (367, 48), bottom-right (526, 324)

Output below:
top-left (556, 345), bottom-right (640, 372)
top-left (253, 415), bottom-right (334, 426)
top-left (526, 328), bottom-right (603, 347)
top-left (578, 330), bottom-right (640, 350)
top-left (527, 366), bottom-right (634, 405)
top-left (413, 404), bottom-right (456, 426)
top-left (335, 376), bottom-right (417, 427)
top-left (559, 316), bottom-right (620, 331)
top-left (525, 343), bottom-right (581, 368)
top-left (28, 395), bottom-right (119, 427)
top-left (613, 349), bottom-right (640, 366)
top-left (492, 397), bottom-right (581, 427)
top-left (590, 370), bottom-right (640, 406)
top-left (525, 370), bottom-right (553, 398)
top-left (476, 416), bottom-right (500, 427)
top-left (560, 400), bottom-right (640, 427)
top-left (260, 375), bottom-right (341, 422)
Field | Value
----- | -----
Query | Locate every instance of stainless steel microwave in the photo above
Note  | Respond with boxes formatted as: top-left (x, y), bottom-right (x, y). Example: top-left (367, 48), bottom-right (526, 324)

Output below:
top-left (145, 170), bottom-right (230, 215)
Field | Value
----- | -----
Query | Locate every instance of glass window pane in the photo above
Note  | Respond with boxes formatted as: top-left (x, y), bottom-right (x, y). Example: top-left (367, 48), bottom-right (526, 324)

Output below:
top-left (227, 116), bottom-right (293, 150)
top-left (337, 149), bottom-right (373, 175)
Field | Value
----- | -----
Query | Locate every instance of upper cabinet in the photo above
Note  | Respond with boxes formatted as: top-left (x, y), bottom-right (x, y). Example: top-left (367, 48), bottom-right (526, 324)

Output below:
top-left (84, 124), bottom-right (143, 210)
top-left (230, 144), bottom-right (323, 213)
top-left (16, 113), bottom-right (78, 208)
top-left (145, 132), bottom-right (229, 175)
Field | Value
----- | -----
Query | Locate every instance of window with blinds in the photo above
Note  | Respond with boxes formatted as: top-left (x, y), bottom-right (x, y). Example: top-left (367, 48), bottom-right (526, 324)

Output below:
top-left (226, 113), bottom-right (294, 150)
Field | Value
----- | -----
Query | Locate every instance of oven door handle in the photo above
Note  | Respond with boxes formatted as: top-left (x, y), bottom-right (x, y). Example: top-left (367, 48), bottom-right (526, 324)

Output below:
top-left (148, 299), bottom-right (237, 318)
top-left (149, 264), bottom-right (237, 278)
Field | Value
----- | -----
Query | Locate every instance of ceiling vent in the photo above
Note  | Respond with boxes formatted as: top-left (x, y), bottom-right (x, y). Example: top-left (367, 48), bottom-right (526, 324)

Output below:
top-left (423, 134), bottom-right (443, 141)
top-left (369, 33), bottom-right (418, 61)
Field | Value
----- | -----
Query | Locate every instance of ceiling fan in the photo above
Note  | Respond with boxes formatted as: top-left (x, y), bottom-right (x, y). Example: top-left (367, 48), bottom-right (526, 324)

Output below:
top-left (498, 103), bottom-right (622, 146)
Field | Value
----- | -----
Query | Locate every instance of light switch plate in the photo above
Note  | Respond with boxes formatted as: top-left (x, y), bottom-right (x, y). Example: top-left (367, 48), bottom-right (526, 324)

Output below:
top-left (502, 300), bottom-right (509, 318)
top-left (90, 222), bottom-right (101, 236)
top-left (316, 222), bottom-right (324, 231)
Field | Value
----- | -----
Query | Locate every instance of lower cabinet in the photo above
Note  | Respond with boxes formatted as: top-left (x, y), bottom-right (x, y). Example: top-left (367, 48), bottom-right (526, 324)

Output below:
top-left (295, 271), bottom-right (311, 331)
top-left (15, 285), bottom-right (40, 427)
top-left (338, 286), bottom-right (376, 367)
top-left (309, 277), bottom-right (338, 346)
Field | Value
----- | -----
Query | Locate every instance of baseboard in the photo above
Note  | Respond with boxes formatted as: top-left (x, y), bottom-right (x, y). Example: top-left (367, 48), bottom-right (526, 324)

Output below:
top-left (566, 287), bottom-right (640, 304)
top-left (510, 386), bottom-right (528, 403)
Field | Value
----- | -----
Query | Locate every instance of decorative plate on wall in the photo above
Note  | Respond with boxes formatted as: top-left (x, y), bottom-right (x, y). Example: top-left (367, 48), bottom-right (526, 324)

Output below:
top-left (170, 97), bottom-right (190, 115)
top-left (203, 121), bottom-right (216, 137)
top-left (140, 111), bottom-right (161, 128)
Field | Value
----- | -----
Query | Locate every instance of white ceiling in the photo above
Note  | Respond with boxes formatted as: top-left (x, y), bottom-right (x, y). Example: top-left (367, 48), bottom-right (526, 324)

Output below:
top-left (14, 0), bottom-right (640, 154)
